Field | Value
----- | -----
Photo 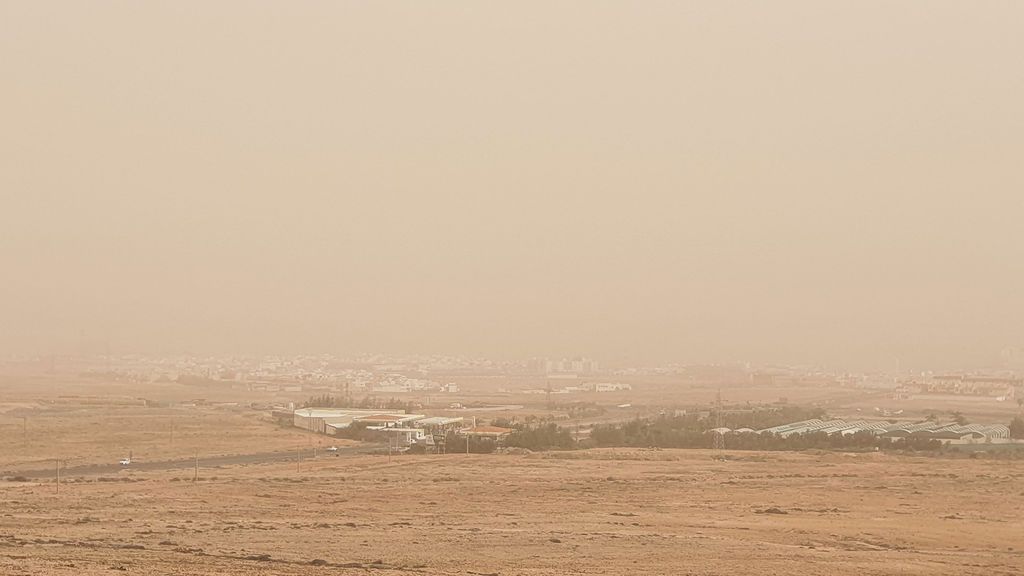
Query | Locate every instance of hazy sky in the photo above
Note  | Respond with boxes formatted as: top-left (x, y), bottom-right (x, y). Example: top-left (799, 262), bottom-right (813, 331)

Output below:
top-left (2, 2), bottom-right (1022, 370)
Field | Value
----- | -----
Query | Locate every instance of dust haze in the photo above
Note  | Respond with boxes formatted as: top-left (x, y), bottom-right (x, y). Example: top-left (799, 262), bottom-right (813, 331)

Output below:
top-left (3, 2), bottom-right (1023, 370)
top-left (4, 4), bottom-right (1024, 575)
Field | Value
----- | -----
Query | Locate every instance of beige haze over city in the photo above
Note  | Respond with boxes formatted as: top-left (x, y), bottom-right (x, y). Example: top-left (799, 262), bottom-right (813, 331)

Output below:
top-left (2, 2), bottom-right (1022, 370)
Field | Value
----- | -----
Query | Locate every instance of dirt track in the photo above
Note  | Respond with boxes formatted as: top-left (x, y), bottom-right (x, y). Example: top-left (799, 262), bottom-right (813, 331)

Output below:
top-left (4, 443), bottom-right (383, 480)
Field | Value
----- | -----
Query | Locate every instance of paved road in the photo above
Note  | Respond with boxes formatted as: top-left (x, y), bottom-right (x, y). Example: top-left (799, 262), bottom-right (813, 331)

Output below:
top-left (5, 443), bottom-right (383, 480)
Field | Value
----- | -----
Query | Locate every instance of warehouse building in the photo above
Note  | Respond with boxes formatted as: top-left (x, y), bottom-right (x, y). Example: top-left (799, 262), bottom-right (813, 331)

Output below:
top-left (751, 418), bottom-right (1011, 444)
top-left (292, 408), bottom-right (415, 434)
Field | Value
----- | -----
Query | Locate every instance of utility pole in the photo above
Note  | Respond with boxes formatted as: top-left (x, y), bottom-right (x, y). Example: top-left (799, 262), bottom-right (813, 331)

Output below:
top-left (388, 436), bottom-right (392, 464)
top-left (55, 459), bottom-right (60, 494)
top-left (193, 452), bottom-right (198, 482)
top-left (296, 446), bottom-right (301, 473)
top-left (713, 389), bottom-right (725, 453)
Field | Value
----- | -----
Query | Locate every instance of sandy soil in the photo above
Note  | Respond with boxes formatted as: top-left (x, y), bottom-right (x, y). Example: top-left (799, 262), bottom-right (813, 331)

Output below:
top-left (0, 404), bottom-right (336, 471)
top-left (1, 449), bottom-right (1021, 575)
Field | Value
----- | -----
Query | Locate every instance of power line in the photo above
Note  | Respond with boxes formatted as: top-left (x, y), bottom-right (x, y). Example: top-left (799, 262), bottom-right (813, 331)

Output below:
top-left (713, 389), bottom-right (725, 453)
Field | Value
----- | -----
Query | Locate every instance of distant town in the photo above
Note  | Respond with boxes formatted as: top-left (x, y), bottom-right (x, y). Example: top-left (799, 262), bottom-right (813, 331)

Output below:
top-left (3, 351), bottom-right (1020, 456)
top-left (5, 351), bottom-right (1021, 402)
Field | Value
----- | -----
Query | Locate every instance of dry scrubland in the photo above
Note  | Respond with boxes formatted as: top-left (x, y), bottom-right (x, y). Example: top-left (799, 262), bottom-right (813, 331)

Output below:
top-left (2, 375), bottom-right (1022, 574)
top-left (1, 450), bottom-right (1022, 575)
top-left (0, 405), bottom-right (328, 471)
top-left (0, 374), bottom-right (354, 471)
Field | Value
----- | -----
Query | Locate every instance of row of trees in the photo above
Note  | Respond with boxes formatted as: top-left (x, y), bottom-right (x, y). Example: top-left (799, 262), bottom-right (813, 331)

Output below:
top-left (1011, 416), bottom-right (1024, 439)
top-left (588, 420), bottom-right (947, 451)
top-left (589, 426), bottom-right (940, 452)
top-left (586, 408), bottom-right (952, 452)
top-left (301, 394), bottom-right (419, 412)
top-left (925, 410), bottom-right (969, 425)
top-left (588, 404), bottom-right (825, 441)
top-left (505, 423), bottom-right (576, 450)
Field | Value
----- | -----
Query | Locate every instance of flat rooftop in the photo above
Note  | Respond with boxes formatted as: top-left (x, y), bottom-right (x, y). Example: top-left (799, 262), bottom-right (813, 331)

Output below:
top-left (293, 408), bottom-right (407, 419)
top-left (417, 417), bottom-right (464, 426)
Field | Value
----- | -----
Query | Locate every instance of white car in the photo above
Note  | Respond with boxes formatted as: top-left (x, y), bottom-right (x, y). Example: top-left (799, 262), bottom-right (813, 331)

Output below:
top-left (325, 446), bottom-right (339, 452)
top-left (119, 458), bottom-right (131, 466)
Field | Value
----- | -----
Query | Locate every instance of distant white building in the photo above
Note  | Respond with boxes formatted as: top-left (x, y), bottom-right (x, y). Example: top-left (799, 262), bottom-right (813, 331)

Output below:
top-left (293, 408), bottom-right (414, 434)
top-left (372, 374), bottom-right (441, 393)
top-left (594, 382), bottom-right (632, 392)
top-left (540, 357), bottom-right (600, 375)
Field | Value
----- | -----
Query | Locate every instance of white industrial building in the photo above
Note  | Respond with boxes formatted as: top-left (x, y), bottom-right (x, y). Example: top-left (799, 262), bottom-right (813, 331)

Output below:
top-left (293, 409), bottom-right (474, 448)
top-left (293, 408), bottom-right (413, 434)
top-left (749, 418), bottom-right (1012, 444)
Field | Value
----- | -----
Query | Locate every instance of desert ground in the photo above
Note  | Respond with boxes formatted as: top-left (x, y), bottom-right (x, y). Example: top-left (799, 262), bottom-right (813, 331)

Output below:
top-left (0, 403), bottom-right (340, 472)
top-left (2, 370), bottom-right (1022, 575)
top-left (1, 449), bottom-right (1022, 575)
